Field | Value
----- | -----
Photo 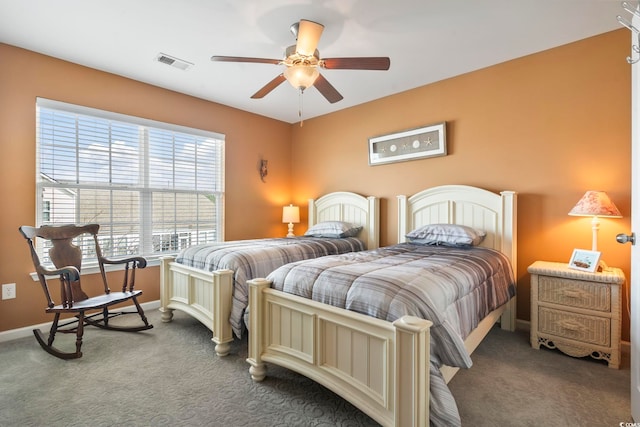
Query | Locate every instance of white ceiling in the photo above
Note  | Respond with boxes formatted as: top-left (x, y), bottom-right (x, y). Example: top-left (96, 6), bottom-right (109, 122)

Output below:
top-left (0, 0), bottom-right (629, 124)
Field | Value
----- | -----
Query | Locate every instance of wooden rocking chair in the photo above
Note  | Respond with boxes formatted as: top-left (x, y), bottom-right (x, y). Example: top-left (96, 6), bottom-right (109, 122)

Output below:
top-left (19, 224), bottom-right (153, 359)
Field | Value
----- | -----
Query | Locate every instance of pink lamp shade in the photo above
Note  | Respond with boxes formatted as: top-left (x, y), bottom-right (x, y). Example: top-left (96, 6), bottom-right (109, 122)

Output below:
top-left (568, 191), bottom-right (622, 218)
top-left (568, 190), bottom-right (622, 251)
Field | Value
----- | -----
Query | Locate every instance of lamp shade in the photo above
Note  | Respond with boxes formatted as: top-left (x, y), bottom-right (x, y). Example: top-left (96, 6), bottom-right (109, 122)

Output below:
top-left (282, 204), bottom-right (300, 224)
top-left (568, 191), bottom-right (622, 218)
top-left (568, 190), bottom-right (621, 252)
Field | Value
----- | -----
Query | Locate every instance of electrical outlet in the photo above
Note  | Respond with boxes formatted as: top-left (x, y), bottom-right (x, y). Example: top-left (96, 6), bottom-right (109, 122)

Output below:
top-left (2, 283), bottom-right (16, 300)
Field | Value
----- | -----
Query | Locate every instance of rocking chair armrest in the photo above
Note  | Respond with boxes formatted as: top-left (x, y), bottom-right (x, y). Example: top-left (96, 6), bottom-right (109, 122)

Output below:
top-left (100, 256), bottom-right (147, 269)
top-left (36, 265), bottom-right (80, 282)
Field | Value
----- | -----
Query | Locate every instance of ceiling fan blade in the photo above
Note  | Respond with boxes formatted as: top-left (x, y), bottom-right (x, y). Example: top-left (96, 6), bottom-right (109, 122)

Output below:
top-left (211, 55), bottom-right (281, 65)
top-left (251, 74), bottom-right (287, 99)
top-left (321, 57), bottom-right (390, 70)
top-left (296, 19), bottom-right (324, 56)
top-left (313, 73), bottom-right (343, 104)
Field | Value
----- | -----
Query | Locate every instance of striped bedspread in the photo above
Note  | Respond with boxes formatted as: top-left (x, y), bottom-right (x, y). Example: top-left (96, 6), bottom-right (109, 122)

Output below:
top-left (265, 243), bottom-right (515, 427)
top-left (176, 237), bottom-right (366, 337)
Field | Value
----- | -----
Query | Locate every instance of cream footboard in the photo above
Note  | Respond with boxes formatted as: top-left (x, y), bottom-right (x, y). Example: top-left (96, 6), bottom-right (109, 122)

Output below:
top-left (247, 279), bottom-right (508, 426)
top-left (159, 191), bottom-right (380, 356)
top-left (246, 185), bottom-right (517, 426)
top-left (247, 279), bottom-right (433, 426)
top-left (160, 261), bottom-right (235, 356)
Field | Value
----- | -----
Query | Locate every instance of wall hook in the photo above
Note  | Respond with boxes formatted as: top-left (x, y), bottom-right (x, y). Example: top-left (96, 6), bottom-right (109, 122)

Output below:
top-left (618, 2), bottom-right (640, 64)
top-left (623, 1), bottom-right (640, 19)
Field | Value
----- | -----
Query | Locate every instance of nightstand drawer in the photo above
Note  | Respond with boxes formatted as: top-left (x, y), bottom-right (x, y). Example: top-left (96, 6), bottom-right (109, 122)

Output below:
top-left (538, 306), bottom-right (610, 346)
top-left (538, 275), bottom-right (611, 312)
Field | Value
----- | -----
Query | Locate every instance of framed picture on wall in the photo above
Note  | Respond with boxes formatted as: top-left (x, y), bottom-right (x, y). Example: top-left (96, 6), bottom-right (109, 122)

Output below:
top-left (368, 122), bottom-right (446, 166)
top-left (568, 249), bottom-right (601, 272)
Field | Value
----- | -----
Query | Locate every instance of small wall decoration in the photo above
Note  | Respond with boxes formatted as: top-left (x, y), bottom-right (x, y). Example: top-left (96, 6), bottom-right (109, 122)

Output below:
top-left (368, 122), bottom-right (447, 166)
top-left (568, 249), bottom-right (601, 272)
top-left (259, 158), bottom-right (268, 182)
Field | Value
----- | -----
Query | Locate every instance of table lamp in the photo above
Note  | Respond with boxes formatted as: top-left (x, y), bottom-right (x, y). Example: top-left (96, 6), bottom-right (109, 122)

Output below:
top-left (568, 190), bottom-right (622, 251)
top-left (282, 204), bottom-right (300, 237)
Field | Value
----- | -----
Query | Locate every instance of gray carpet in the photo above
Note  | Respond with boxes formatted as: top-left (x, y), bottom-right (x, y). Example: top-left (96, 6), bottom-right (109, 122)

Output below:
top-left (0, 309), bottom-right (632, 426)
top-left (448, 328), bottom-right (632, 427)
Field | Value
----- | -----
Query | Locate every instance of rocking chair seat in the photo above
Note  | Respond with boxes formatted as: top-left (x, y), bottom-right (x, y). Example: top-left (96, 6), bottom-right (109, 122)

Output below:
top-left (46, 290), bottom-right (144, 313)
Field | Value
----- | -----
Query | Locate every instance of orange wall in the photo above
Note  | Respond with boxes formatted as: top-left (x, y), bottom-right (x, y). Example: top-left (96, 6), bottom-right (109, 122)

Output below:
top-left (0, 43), bottom-right (291, 331)
top-left (0, 29), bottom-right (633, 341)
top-left (291, 29), bottom-right (632, 340)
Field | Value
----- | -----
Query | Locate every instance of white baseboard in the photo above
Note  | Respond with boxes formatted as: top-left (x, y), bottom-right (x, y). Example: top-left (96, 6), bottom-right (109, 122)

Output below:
top-left (516, 318), bottom-right (530, 332)
top-left (3, 311), bottom-right (631, 357)
top-left (0, 299), bottom-right (160, 344)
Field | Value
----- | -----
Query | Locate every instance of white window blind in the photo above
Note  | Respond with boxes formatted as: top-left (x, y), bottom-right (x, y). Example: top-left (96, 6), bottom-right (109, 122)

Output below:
top-left (35, 98), bottom-right (224, 263)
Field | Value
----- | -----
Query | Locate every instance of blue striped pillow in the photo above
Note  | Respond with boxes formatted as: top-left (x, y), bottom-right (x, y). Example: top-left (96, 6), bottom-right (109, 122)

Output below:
top-left (304, 221), bottom-right (363, 238)
top-left (406, 224), bottom-right (485, 247)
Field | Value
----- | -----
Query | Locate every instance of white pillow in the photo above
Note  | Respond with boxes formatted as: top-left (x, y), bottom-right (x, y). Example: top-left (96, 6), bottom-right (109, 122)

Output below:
top-left (406, 223), bottom-right (486, 247)
top-left (304, 221), bottom-right (363, 238)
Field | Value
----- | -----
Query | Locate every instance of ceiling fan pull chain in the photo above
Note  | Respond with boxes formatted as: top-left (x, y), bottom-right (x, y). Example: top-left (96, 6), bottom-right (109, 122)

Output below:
top-left (298, 89), bottom-right (304, 127)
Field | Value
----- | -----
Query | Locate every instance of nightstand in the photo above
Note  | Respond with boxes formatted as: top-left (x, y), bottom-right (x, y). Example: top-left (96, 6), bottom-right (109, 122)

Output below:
top-left (528, 260), bottom-right (624, 369)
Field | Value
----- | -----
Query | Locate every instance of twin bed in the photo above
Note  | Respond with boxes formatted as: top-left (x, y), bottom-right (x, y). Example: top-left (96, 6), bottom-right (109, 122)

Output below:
top-left (160, 185), bottom-right (517, 427)
top-left (246, 185), bottom-right (517, 427)
top-left (159, 191), bottom-right (380, 356)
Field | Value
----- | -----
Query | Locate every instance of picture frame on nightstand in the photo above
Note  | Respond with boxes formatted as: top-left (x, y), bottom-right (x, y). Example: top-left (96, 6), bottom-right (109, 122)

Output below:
top-left (568, 249), bottom-right (601, 272)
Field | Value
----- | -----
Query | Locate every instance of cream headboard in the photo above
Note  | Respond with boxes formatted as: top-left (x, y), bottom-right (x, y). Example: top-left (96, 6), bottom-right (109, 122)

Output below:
top-left (397, 185), bottom-right (517, 266)
top-left (308, 192), bottom-right (380, 249)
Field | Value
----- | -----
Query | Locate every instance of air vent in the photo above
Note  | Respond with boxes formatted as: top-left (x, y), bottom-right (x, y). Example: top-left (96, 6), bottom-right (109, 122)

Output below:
top-left (156, 53), bottom-right (194, 71)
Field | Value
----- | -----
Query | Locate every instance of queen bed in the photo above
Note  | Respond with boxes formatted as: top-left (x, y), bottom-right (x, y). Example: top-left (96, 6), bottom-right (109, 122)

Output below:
top-left (159, 191), bottom-right (379, 357)
top-left (246, 185), bottom-right (517, 427)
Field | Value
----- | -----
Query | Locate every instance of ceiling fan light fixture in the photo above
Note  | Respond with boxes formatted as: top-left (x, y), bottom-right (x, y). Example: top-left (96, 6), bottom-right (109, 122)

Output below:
top-left (284, 64), bottom-right (319, 90)
top-left (211, 19), bottom-right (389, 105)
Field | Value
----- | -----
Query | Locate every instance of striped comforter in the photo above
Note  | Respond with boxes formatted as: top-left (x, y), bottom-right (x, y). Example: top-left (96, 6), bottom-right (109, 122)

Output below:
top-left (265, 243), bottom-right (515, 427)
top-left (176, 237), bottom-right (365, 337)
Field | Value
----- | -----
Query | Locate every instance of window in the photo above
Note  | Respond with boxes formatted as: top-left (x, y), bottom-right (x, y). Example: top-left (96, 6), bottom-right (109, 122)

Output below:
top-left (36, 98), bottom-right (224, 263)
top-left (42, 201), bottom-right (51, 222)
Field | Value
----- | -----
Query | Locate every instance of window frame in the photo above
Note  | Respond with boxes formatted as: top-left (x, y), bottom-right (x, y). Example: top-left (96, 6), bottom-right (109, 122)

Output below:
top-left (34, 98), bottom-right (225, 270)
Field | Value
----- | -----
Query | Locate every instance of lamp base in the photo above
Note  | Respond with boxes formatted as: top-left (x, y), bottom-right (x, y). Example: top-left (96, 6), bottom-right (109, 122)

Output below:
top-left (286, 222), bottom-right (295, 238)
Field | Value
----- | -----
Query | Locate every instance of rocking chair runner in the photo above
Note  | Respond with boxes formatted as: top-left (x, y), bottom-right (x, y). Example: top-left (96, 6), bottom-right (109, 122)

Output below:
top-left (19, 224), bottom-right (153, 359)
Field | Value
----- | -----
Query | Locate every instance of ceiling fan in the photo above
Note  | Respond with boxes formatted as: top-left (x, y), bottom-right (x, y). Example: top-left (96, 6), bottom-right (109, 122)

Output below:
top-left (211, 19), bottom-right (390, 104)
